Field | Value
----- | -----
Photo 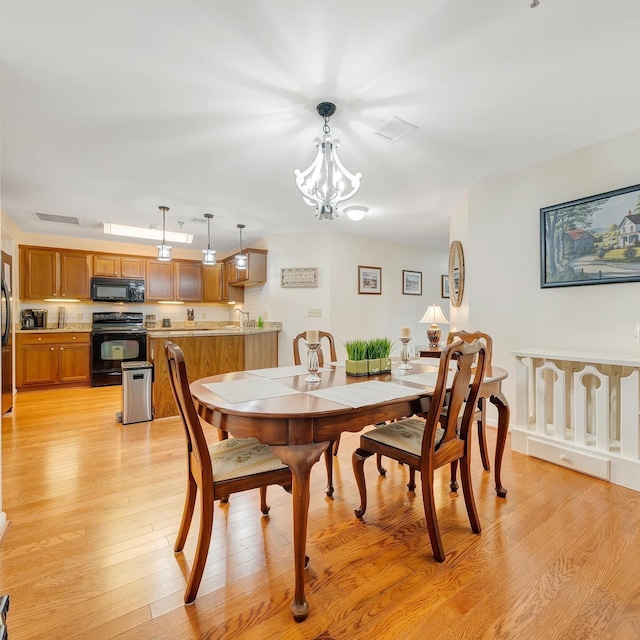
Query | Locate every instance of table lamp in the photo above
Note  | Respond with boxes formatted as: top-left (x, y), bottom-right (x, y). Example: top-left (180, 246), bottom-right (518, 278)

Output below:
top-left (419, 303), bottom-right (449, 348)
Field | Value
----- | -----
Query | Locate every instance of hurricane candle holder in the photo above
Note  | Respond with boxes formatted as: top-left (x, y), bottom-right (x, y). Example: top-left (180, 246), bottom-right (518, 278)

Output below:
top-left (399, 336), bottom-right (413, 370)
top-left (305, 341), bottom-right (321, 382)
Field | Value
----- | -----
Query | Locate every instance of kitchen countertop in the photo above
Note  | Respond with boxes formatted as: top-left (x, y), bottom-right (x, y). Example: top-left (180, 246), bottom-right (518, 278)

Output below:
top-left (147, 326), bottom-right (280, 338)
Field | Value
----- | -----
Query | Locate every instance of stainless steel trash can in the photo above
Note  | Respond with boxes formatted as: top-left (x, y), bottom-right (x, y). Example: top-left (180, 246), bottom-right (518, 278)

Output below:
top-left (121, 361), bottom-right (153, 424)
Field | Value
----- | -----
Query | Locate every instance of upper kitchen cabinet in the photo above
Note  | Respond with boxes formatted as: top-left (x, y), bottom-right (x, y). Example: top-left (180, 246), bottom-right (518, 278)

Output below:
top-left (92, 254), bottom-right (145, 279)
top-left (202, 263), bottom-right (244, 304)
top-left (226, 249), bottom-right (267, 286)
top-left (146, 259), bottom-right (203, 302)
top-left (20, 246), bottom-right (91, 300)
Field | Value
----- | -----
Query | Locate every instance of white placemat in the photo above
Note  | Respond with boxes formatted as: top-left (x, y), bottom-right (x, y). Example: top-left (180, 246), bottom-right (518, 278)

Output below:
top-left (305, 380), bottom-right (422, 409)
top-left (202, 377), bottom-right (301, 403)
top-left (245, 365), bottom-right (332, 379)
top-left (399, 370), bottom-right (456, 389)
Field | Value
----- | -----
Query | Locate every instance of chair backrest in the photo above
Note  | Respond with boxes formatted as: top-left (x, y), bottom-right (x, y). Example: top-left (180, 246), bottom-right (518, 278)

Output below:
top-left (165, 341), bottom-right (213, 486)
top-left (446, 330), bottom-right (493, 367)
top-left (420, 339), bottom-right (487, 463)
top-left (292, 331), bottom-right (337, 367)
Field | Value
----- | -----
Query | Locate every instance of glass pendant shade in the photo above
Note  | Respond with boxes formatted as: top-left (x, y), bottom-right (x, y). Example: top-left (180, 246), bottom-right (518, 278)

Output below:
top-left (235, 223), bottom-right (247, 270)
top-left (202, 213), bottom-right (217, 265)
top-left (294, 102), bottom-right (362, 220)
top-left (157, 206), bottom-right (172, 262)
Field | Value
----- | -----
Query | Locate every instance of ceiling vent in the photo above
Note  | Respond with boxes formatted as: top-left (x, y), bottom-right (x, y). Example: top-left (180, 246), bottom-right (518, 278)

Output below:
top-left (373, 117), bottom-right (419, 142)
top-left (34, 212), bottom-right (80, 225)
top-left (188, 217), bottom-right (208, 224)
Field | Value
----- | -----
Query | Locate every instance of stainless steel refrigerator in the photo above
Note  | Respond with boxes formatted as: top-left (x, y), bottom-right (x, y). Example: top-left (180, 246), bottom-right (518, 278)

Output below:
top-left (1, 251), bottom-right (13, 415)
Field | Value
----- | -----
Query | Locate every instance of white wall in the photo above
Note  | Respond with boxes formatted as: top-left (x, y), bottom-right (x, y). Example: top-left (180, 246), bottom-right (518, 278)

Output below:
top-left (245, 229), bottom-right (449, 365)
top-left (456, 127), bottom-right (640, 408)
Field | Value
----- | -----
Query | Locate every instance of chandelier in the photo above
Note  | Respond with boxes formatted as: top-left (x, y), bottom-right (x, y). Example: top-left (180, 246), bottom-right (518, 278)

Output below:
top-left (201, 214), bottom-right (216, 265)
top-left (294, 102), bottom-right (362, 220)
top-left (157, 206), bottom-right (171, 261)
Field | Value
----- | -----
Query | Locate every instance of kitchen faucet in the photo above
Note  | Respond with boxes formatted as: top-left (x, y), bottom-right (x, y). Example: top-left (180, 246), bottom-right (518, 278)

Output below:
top-left (235, 308), bottom-right (250, 328)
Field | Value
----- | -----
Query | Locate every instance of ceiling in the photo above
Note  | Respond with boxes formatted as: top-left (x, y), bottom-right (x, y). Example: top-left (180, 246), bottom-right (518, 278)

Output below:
top-left (2, 0), bottom-right (640, 257)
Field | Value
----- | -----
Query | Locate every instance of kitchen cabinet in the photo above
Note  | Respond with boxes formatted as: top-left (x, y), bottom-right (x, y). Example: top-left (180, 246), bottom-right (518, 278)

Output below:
top-left (92, 254), bottom-right (145, 279)
top-left (202, 263), bottom-right (244, 304)
top-left (225, 249), bottom-right (267, 286)
top-left (146, 259), bottom-right (203, 302)
top-left (20, 246), bottom-right (91, 300)
top-left (17, 332), bottom-right (91, 388)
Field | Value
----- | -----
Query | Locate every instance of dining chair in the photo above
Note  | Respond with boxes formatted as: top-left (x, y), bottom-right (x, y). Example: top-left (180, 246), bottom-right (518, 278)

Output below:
top-left (293, 330), bottom-right (340, 496)
top-left (165, 341), bottom-right (292, 604)
top-left (352, 339), bottom-right (487, 562)
top-left (443, 330), bottom-right (493, 491)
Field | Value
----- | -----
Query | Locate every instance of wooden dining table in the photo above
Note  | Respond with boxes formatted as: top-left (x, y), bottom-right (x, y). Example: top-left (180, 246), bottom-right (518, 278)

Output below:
top-left (190, 359), bottom-right (509, 621)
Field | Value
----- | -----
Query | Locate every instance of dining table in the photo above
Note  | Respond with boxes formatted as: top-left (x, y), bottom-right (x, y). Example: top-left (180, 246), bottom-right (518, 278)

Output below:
top-left (190, 358), bottom-right (509, 621)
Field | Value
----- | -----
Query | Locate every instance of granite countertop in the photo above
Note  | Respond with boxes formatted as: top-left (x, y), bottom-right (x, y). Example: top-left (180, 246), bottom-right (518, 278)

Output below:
top-left (16, 322), bottom-right (282, 336)
top-left (147, 326), bottom-right (281, 338)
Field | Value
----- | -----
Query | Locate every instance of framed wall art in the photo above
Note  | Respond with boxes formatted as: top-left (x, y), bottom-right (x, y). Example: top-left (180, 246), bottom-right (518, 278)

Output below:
top-left (441, 274), bottom-right (450, 298)
top-left (280, 267), bottom-right (318, 288)
top-left (402, 270), bottom-right (422, 295)
top-left (541, 183), bottom-right (640, 288)
top-left (358, 265), bottom-right (382, 294)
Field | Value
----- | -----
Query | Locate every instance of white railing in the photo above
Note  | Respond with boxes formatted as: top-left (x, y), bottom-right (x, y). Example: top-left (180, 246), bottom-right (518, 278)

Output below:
top-left (512, 349), bottom-right (640, 492)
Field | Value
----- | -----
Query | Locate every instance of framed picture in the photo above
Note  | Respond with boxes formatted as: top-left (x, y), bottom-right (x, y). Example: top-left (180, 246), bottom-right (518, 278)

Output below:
top-left (402, 270), bottom-right (422, 295)
top-left (541, 183), bottom-right (640, 288)
top-left (280, 267), bottom-right (318, 288)
top-left (358, 265), bottom-right (382, 294)
top-left (441, 274), bottom-right (450, 298)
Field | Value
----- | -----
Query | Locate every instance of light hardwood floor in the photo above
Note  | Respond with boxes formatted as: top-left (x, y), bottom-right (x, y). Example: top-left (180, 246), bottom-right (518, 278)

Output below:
top-left (1, 386), bottom-right (640, 640)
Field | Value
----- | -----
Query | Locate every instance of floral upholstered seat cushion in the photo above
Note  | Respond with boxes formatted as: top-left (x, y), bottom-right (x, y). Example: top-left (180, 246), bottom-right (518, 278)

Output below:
top-left (210, 437), bottom-right (288, 481)
top-left (361, 417), bottom-right (444, 455)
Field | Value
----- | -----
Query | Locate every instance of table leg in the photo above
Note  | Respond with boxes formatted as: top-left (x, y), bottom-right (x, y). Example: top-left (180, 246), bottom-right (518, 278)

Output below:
top-left (270, 441), bottom-right (330, 621)
top-left (489, 392), bottom-right (510, 497)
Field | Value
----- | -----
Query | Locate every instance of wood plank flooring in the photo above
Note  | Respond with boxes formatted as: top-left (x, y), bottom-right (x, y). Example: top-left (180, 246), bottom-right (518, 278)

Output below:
top-left (1, 386), bottom-right (640, 639)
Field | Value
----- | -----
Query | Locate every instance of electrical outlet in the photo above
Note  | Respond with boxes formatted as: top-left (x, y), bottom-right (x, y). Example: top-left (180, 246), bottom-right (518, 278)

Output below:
top-left (307, 308), bottom-right (322, 317)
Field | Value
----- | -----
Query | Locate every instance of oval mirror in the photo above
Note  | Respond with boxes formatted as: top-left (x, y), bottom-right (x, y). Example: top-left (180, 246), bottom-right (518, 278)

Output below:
top-left (448, 240), bottom-right (465, 308)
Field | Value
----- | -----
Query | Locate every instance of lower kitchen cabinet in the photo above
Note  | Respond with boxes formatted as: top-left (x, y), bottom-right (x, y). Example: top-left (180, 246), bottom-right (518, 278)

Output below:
top-left (17, 332), bottom-right (91, 388)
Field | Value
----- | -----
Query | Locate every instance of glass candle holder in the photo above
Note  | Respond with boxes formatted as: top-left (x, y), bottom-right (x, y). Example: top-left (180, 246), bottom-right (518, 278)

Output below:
top-left (399, 336), bottom-right (412, 370)
top-left (305, 341), bottom-right (321, 382)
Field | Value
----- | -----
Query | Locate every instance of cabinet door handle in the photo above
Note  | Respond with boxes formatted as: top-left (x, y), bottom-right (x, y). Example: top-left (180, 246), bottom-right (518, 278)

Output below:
top-left (60, 347), bottom-right (64, 351)
top-left (51, 347), bottom-right (54, 351)
top-left (38, 337), bottom-right (42, 341)
top-left (72, 336), bottom-right (76, 340)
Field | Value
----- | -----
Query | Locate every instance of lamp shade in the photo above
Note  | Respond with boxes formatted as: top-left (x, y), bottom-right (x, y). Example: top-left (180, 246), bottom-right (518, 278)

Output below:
top-left (419, 304), bottom-right (449, 325)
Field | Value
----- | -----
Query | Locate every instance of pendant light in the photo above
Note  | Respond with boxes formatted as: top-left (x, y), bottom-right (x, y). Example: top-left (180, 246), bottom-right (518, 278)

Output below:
top-left (294, 101), bottom-right (362, 220)
top-left (235, 224), bottom-right (248, 270)
top-left (202, 213), bottom-right (217, 265)
top-left (157, 205), bottom-right (172, 262)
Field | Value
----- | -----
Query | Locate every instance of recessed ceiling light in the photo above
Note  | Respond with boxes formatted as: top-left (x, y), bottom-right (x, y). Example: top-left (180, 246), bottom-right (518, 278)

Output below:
top-left (103, 222), bottom-right (193, 244)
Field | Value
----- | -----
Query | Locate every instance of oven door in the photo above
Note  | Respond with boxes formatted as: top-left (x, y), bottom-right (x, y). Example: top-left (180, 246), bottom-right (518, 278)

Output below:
top-left (91, 331), bottom-right (147, 387)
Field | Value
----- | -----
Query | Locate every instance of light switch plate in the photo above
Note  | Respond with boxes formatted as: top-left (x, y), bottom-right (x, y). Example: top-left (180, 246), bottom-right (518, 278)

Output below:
top-left (307, 308), bottom-right (322, 317)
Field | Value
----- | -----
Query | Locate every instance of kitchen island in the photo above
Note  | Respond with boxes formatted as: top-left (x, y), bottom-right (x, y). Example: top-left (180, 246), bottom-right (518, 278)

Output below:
top-left (148, 326), bottom-right (280, 419)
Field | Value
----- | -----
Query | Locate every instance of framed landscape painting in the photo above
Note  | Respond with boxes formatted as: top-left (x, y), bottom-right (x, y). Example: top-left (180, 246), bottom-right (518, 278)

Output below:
top-left (358, 265), bottom-right (382, 294)
top-left (402, 270), bottom-right (422, 295)
top-left (540, 183), bottom-right (640, 288)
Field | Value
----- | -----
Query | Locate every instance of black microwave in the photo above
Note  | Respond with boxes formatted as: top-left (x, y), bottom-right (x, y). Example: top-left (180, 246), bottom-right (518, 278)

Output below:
top-left (91, 277), bottom-right (145, 303)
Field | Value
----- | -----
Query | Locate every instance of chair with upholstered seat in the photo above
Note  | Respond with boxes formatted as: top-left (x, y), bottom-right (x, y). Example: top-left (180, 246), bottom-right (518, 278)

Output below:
top-left (165, 341), bottom-right (292, 604)
top-left (293, 330), bottom-right (339, 496)
top-left (352, 339), bottom-right (487, 562)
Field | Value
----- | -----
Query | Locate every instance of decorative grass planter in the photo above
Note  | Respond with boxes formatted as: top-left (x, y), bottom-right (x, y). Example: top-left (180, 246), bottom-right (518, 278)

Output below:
top-left (344, 338), bottom-right (394, 377)
top-left (345, 359), bottom-right (369, 377)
